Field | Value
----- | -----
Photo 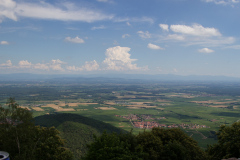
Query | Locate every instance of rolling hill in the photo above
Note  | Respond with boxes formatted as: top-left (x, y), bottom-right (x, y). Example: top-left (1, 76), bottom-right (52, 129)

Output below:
top-left (34, 113), bottom-right (126, 160)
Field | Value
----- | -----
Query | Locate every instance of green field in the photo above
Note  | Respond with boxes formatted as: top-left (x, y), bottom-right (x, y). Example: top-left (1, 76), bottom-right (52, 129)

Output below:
top-left (1, 80), bottom-right (240, 148)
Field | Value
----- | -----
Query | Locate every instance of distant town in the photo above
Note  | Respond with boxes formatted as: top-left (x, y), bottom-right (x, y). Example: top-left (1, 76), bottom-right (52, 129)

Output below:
top-left (115, 114), bottom-right (209, 129)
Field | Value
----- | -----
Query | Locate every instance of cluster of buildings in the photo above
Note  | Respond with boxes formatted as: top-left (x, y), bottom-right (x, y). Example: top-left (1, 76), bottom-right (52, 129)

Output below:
top-left (132, 121), bottom-right (209, 129)
top-left (115, 114), bottom-right (208, 130)
top-left (115, 114), bottom-right (166, 121)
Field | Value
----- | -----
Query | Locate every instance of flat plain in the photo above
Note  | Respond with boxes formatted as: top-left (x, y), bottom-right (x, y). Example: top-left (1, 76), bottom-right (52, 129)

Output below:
top-left (1, 79), bottom-right (240, 148)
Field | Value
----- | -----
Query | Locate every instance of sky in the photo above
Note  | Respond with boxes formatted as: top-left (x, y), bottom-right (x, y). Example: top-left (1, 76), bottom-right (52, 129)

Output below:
top-left (0, 0), bottom-right (240, 77)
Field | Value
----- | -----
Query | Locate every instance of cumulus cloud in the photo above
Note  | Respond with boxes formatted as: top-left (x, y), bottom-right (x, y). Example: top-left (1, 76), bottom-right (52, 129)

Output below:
top-left (65, 36), bottom-right (84, 43)
top-left (18, 59), bottom-right (66, 71)
top-left (137, 31), bottom-right (151, 39)
top-left (33, 63), bottom-right (49, 70)
top-left (0, 41), bottom-right (9, 45)
top-left (170, 24), bottom-right (221, 37)
top-left (49, 59), bottom-right (65, 71)
top-left (66, 65), bottom-right (82, 71)
top-left (198, 48), bottom-right (215, 53)
top-left (103, 46), bottom-right (139, 71)
top-left (0, 60), bottom-right (12, 67)
top-left (203, 0), bottom-right (239, 5)
top-left (159, 24), bottom-right (169, 31)
top-left (0, 0), bottom-right (113, 23)
top-left (122, 34), bottom-right (130, 38)
top-left (82, 60), bottom-right (99, 71)
top-left (19, 60), bottom-right (32, 68)
top-left (148, 43), bottom-right (164, 50)
top-left (156, 23), bottom-right (234, 47)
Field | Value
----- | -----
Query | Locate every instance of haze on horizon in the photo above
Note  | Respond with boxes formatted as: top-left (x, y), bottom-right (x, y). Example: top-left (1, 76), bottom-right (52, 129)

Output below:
top-left (0, 0), bottom-right (240, 77)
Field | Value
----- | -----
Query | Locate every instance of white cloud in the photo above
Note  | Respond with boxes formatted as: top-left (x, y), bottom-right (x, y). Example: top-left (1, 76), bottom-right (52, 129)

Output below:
top-left (65, 36), bottom-right (84, 43)
top-left (156, 23), bottom-right (234, 47)
top-left (203, 0), bottom-right (239, 5)
top-left (166, 34), bottom-right (185, 41)
top-left (187, 36), bottom-right (235, 47)
top-left (114, 16), bottom-right (154, 24)
top-left (103, 46), bottom-right (139, 71)
top-left (159, 24), bottom-right (169, 31)
top-left (0, 0), bottom-right (113, 23)
top-left (82, 60), bottom-right (99, 71)
top-left (19, 60), bottom-right (32, 68)
top-left (137, 31), bottom-right (151, 39)
top-left (97, 0), bottom-right (113, 3)
top-left (122, 34), bottom-right (130, 38)
top-left (126, 22), bottom-right (131, 26)
top-left (50, 59), bottom-right (65, 71)
top-left (147, 43), bottom-right (164, 50)
top-left (91, 25), bottom-right (106, 30)
top-left (33, 63), bottom-right (49, 70)
top-left (198, 48), bottom-right (215, 53)
top-left (0, 41), bottom-right (9, 45)
top-left (0, 60), bottom-right (12, 67)
top-left (170, 24), bottom-right (221, 37)
top-left (66, 65), bottom-right (82, 71)
top-left (224, 45), bottom-right (240, 49)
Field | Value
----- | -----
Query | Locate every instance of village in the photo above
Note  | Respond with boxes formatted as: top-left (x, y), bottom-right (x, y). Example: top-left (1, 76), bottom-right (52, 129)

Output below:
top-left (115, 114), bottom-right (209, 129)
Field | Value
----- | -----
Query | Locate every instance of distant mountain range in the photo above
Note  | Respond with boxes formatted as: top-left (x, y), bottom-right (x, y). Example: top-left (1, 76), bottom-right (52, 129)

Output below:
top-left (0, 73), bottom-right (240, 82)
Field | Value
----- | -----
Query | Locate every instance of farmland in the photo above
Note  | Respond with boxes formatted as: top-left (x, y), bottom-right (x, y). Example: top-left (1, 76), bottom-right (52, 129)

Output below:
top-left (1, 78), bottom-right (240, 148)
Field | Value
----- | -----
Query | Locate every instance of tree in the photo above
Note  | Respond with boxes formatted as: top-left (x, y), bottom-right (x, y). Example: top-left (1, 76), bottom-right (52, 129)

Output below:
top-left (136, 128), bottom-right (207, 160)
top-left (84, 127), bottom-right (207, 160)
top-left (207, 121), bottom-right (240, 160)
top-left (0, 98), bottom-right (73, 160)
top-left (82, 131), bottom-right (146, 160)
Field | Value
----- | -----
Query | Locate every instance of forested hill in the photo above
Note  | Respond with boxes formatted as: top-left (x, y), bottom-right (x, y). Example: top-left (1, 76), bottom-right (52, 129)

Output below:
top-left (34, 113), bottom-right (126, 160)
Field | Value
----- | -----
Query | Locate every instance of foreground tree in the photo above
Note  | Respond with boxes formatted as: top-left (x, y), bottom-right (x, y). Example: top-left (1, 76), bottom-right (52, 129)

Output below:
top-left (0, 98), bottom-right (73, 160)
top-left (207, 121), bottom-right (240, 160)
top-left (83, 127), bottom-right (207, 160)
top-left (137, 128), bottom-right (207, 160)
top-left (82, 131), bottom-right (146, 160)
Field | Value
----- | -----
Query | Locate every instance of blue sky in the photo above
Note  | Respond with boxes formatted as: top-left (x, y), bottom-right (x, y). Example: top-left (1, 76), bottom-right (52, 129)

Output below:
top-left (0, 0), bottom-right (240, 77)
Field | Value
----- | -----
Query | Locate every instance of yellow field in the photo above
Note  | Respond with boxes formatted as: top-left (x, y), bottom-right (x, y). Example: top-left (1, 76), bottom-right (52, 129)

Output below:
top-left (117, 95), bottom-right (136, 99)
top-left (209, 105), bottom-right (228, 108)
top-left (127, 105), bottom-right (157, 109)
top-left (31, 107), bottom-right (44, 111)
top-left (57, 108), bottom-right (75, 111)
top-left (130, 102), bottom-right (152, 105)
top-left (19, 106), bottom-right (31, 110)
top-left (191, 100), bottom-right (237, 105)
top-left (104, 102), bottom-right (116, 105)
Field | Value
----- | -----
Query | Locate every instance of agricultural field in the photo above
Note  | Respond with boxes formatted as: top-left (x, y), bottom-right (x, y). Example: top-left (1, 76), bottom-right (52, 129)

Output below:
top-left (1, 78), bottom-right (240, 148)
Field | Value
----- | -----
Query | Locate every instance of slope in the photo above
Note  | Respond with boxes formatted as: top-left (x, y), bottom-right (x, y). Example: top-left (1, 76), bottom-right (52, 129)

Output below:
top-left (34, 113), bottom-right (126, 160)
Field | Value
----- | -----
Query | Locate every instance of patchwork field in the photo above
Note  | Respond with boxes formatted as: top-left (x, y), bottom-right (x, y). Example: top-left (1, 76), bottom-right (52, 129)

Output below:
top-left (1, 81), bottom-right (240, 149)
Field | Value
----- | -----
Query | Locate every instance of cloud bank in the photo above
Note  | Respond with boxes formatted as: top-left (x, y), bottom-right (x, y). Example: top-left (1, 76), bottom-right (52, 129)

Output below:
top-left (0, 0), bottom-right (113, 23)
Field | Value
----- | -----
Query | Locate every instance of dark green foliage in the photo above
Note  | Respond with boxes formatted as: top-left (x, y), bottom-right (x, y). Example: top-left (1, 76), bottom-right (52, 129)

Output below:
top-left (137, 128), bottom-right (207, 160)
top-left (82, 131), bottom-right (146, 160)
top-left (84, 128), bottom-right (207, 160)
top-left (34, 113), bottom-right (126, 160)
top-left (207, 121), bottom-right (240, 160)
top-left (0, 98), bottom-right (73, 160)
